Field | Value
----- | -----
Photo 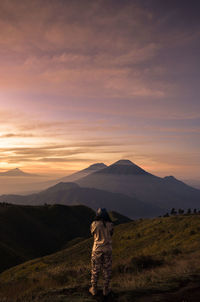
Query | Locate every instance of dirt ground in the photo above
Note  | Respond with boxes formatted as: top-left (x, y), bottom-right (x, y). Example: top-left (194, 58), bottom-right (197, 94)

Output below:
top-left (3, 281), bottom-right (200, 302)
top-left (33, 281), bottom-right (200, 302)
top-left (137, 282), bottom-right (200, 302)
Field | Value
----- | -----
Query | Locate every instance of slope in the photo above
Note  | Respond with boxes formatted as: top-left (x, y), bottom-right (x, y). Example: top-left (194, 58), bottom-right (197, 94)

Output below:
top-left (1, 214), bottom-right (200, 301)
top-left (58, 163), bottom-right (107, 182)
top-left (0, 203), bottom-right (131, 273)
top-left (0, 203), bottom-right (95, 272)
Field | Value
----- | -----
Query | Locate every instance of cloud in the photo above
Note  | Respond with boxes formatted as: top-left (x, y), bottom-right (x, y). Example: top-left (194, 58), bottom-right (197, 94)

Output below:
top-left (0, 137), bottom-right (126, 165)
top-left (0, 0), bottom-right (199, 177)
top-left (0, 0), bottom-right (172, 99)
top-left (0, 133), bottom-right (35, 138)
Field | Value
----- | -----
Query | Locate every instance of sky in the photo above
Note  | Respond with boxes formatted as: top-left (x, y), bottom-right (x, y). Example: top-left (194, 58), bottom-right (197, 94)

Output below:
top-left (0, 0), bottom-right (200, 178)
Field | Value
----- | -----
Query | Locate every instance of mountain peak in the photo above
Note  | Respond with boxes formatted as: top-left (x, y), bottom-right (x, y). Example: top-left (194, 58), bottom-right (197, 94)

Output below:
top-left (113, 159), bottom-right (135, 166)
top-left (0, 168), bottom-right (38, 177)
top-left (164, 176), bottom-right (176, 181)
top-left (95, 159), bottom-right (152, 176)
top-left (86, 163), bottom-right (107, 171)
top-left (164, 175), bottom-right (185, 185)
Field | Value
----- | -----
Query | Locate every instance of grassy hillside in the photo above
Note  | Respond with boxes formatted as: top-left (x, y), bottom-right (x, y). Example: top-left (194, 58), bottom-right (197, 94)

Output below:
top-left (0, 203), bottom-right (130, 273)
top-left (1, 214), bottom-right (200, 301)
top-left (0, 203), bottom-right (95, 272)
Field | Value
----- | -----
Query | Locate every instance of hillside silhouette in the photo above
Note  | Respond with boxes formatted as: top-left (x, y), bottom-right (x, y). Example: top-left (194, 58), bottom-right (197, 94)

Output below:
top-left (0, 203), bottom-right (130, 272)
top-left (0, 182), bottom-right (163, 218)
top-left (0, 203), bottom-right (95, 272)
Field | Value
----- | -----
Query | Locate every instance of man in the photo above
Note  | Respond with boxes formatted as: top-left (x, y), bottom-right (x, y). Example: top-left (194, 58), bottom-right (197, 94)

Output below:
top-left (89, 208), bottom-right (114, 296)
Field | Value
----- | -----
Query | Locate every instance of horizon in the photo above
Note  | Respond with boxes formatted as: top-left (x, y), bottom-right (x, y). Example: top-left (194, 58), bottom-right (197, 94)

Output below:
top-left (0, 160), bottom-right (200, 185)
top-left (0, 0), bottom-right (200, 179)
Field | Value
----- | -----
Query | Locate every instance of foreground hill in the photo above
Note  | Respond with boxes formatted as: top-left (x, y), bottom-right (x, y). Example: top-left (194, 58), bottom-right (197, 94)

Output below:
top-left (0, 203), bottom-right (130, 273)
top-left (0, 182), bottom-right (163, 218)
top-left (1, 214), bottom-right (200, 301)
top-left (77, 159), bottom-right (200, 210)
top-left (0, 203), bottom-right (95, 272)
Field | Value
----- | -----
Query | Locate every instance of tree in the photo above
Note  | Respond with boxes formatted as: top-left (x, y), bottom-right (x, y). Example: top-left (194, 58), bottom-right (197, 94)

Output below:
top-left (170, 208), bottom-right (177, 215)
top-left (178, 208), bottom-right (184, 215)
top-left (163, 213), bottom-right (169, 217)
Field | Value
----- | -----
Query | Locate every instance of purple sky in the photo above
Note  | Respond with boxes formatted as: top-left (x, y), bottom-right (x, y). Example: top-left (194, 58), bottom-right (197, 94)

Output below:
top-left (0, 0), bottom-right (200, 178)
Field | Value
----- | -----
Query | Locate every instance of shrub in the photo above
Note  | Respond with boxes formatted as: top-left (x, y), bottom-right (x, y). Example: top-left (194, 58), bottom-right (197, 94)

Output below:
top-left (171, 248), bottom-right (182, 255)
top-left (115, 255), bottom-right (164, 274)
top-left (130, 255), bottom-right (164, 271)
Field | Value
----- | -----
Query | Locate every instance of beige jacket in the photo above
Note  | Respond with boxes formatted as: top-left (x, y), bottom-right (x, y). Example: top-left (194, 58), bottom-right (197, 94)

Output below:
top-left (91, 220), bottom-right (113, 253)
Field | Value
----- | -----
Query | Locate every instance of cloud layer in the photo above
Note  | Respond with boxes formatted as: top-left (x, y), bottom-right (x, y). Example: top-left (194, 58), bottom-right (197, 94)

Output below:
top-left (0, 0), bottom-right (200, 178)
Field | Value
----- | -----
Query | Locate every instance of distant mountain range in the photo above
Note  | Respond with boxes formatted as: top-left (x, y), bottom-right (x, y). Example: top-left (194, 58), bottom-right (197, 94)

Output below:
top-left (0, 168), bottom-right (39, 177)
top-left (0, 159), bottom-right (200, 217)
top-left (0, 181), bottom-right (162, 219)
top-left (58, 163), bottom-right (107, 182)
top-left (76, 159), bottom-right (200, 211)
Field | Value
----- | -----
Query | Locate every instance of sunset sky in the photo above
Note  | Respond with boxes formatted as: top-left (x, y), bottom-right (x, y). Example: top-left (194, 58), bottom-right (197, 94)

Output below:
top-left (0, 0), bottom-right (200, 178)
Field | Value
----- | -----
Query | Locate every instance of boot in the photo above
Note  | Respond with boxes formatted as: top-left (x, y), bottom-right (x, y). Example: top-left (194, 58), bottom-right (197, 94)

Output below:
top-left (89, 286), bottom-right (97, 296)
top-left (103, 286), bottom-right (111, 296)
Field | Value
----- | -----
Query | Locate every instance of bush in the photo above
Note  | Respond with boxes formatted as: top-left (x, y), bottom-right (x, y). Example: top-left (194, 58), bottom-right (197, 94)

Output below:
top-left (171, 248), bottom-right (182, 255)
top-left (115, 255), bottom-right (164, 274)
top-left (130, 255), bottom-right (164, 271)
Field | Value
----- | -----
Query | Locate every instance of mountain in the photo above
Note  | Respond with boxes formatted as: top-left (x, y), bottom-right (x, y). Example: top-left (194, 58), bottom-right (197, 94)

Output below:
top-left (76, 159), bottom-right (200, 211)
top-left (0, 182), bottom-right (163, 218)
top-left (109, 210), bottom-right (132, 224)
top-left (58, 163), bottom-right (107, 182)
top-left (1, 214), bottom-right (200, 302)
top-left (95, 159), bottom-right (152, 175)
top-left (179, 178), bottom-right (200, 190)
top-left (0, 168), bottom-right (39, 177)
top-left (0, 163), bottom-right (107, 195)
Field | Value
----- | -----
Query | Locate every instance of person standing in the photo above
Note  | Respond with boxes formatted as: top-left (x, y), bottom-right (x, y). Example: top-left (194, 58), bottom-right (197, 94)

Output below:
top-left (89, 208), bottom-right (114, 297)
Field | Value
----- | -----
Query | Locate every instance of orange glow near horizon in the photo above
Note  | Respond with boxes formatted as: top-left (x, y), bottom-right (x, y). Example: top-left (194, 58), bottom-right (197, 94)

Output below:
top-left (0, 1), bottom-right (200, 179)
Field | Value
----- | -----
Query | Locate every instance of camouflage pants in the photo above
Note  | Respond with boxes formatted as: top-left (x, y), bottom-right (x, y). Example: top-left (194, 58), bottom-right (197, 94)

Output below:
top-left (91, 250), bottom-right (112, 289)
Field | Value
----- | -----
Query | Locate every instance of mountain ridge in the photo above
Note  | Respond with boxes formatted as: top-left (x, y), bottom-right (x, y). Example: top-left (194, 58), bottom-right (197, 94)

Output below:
top-left (0, 182), bottom-right (163, 218)
top-left (95, 159), bottom-right (154, 176)
top-left (76, 160), bottom-right (200, 211)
